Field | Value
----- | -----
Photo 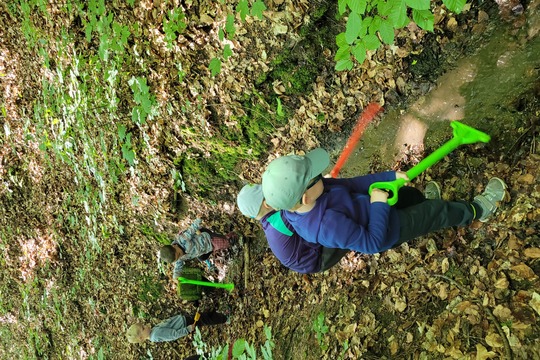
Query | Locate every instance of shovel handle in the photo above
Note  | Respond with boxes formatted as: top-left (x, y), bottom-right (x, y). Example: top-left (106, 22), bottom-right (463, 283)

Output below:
top-left (369, 121), bottom-right (490, 205)
top-left (178, 277), bottom-right (235, 292)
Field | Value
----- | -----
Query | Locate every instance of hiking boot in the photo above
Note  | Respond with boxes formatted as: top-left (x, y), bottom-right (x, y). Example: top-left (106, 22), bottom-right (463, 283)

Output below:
top-left (424, 181), bottom-right (442, 200)
top-left (473, 177), bottom-right (508, 222)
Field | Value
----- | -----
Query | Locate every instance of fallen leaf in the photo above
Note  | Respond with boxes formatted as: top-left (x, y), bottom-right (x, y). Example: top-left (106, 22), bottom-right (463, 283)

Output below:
top-left (523, 248), bottom-right (540, 258)
top-left (529, 292), bottom-right (540, 316)
top-left (395, 298), bottom-right (407, 312)
top-left (485, 332), bottom-right (504, 348)
top-left (517, 173), bottom-right (534, 184)
top-left (494, 275), bottom-right (509, 289)
top-left (476, 344), bottom-right (497, 360)
top-left (493, 305), bottom-right (512, 321)
top-left (511, 264), bottom-right (537, 280)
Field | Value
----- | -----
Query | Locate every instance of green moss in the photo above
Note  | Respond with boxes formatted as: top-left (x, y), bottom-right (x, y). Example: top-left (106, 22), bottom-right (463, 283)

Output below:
top-left (179, 138), bottom-right (260, 197)
top-left (261, 3), bottom-right (337, 97)
top-left (255, 72), bottom-right (267, 85)
top-left (137, 275), bottom-right (164, 303)
top-left (272, 64), bottom-right (318, 95)
top-left (139, 224), bottom-right (171, 245)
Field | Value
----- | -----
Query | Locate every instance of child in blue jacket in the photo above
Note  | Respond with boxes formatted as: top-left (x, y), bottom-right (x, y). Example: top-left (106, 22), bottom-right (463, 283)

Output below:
top-left (261, 148), bottom-right (507, 254)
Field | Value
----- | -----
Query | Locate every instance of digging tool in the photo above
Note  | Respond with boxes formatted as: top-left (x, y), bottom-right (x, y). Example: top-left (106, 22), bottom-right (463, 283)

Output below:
top-left (330, 103), bottom-right (383, 178)
top-left (368, 121), bottom-right (490, 205)
top-left (178, 277), bottom-right (235, 292)
top-left (192, 310), bottom-right (201, 327)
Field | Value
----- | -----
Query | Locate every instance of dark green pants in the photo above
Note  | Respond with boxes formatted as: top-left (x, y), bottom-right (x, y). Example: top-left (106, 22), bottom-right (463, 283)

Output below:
top-left (319, 247), bottom-right (350, 272)
top-left (396, 200), bottom-right (474, 245)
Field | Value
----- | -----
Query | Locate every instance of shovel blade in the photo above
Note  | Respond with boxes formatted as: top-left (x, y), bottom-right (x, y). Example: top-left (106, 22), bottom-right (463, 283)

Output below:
top-left (451, 121), bottom-right (491, 145)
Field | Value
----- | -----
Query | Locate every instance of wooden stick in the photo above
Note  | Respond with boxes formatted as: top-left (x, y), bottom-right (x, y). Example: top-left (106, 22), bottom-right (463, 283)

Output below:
top-left (243, 236), bottom-right (249, 290)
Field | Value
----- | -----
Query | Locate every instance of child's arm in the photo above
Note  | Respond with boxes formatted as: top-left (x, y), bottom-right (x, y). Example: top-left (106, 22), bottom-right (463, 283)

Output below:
top-left (174, 218), bottom-right (203, 244)
top-left (148, 315), bottom-right (192, 342)
top-left (149, 325), bottom-right (191, 342)
top-left (319, 204), bottom-right (393, 254)
top-left (173, 260), bottom-right (185, 279)
top-left (324, 171), bottom-right (397, 193)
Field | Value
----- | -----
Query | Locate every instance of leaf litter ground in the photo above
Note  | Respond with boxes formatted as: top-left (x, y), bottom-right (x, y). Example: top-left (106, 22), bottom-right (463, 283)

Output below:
top-left (0, 1), bottom-right (539, 359)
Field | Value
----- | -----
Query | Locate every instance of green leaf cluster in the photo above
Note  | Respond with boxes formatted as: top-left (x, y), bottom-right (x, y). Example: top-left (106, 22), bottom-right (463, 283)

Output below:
top-left (82, 0), bottom-right (131, 62)
top-left (192, 325), bottom-right (274, 359)
top-left (128, 76), bottom-right (157, 125)
top-left (312, 311), bottom-right (330, 351)
top-left (163, 8), bottom-right (187, 49)
top-left (334, 0), bottom-right (467, 70)
top-left (210, 0), bottom-right (268, 76)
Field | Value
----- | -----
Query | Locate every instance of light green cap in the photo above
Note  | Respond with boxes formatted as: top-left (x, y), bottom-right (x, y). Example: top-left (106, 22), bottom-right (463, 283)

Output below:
top-left (262, 148), bottom-right (330, 210)
top-left (237, 184), bottom-right (264, 218)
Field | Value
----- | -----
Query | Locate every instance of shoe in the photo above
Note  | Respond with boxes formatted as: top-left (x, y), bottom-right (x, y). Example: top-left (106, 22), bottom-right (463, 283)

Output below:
top-left (473, 177), bottom-right (508, 222)
top-left (424, 181), bottom-right (442, 200)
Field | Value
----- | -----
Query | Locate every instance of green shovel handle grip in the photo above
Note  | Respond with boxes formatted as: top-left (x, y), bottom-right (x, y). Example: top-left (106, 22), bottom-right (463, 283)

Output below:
top-left (369, 178), bottom-right (407, 206)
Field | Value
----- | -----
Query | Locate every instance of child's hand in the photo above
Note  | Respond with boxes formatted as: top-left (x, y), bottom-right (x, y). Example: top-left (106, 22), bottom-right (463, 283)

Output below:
top-left (396, 171), bottom-right (409, 181)
top-left (187, 325), bottom-right (195, 332)
top-left (370, 188), bottom-right (389, 203)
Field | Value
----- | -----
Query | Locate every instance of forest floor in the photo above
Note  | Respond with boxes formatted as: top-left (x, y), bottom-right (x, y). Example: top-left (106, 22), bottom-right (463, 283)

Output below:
top-left (1, 0), bottom-right (539, 359)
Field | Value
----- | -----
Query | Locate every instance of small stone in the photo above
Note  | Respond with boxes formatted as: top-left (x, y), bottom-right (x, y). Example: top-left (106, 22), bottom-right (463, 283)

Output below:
top-left (447, 17), bottom-right (458, 32)
top-left (478, 10), bottom-right (489, 23)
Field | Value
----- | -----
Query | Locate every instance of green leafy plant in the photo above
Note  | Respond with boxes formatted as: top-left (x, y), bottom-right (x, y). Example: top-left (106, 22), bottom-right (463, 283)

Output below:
top-left (312, 311), bottom-right (329, 351)
top-left (163, 8), bottom-right (187, 48)
top-left (334, 0), bottom-right (467, 70)
top-left (118, 124), bottom-right (135, 166)
top-left (192, 324), bottom-right (275, 359)
top-left (128, 76), bottom-right (158, 124)
top-left (210, 0), bottom-right (267, 76)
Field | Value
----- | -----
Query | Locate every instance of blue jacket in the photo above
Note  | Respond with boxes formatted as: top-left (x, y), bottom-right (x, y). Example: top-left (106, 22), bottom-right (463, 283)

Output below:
top-left (171, 219), bottom-right (213, 278)
top-left (149, 314), bottom-right (189, 342)
top-left (260, 210), bottom-right (322, 273)
top-left (284, 172), bottom-right (400, 254)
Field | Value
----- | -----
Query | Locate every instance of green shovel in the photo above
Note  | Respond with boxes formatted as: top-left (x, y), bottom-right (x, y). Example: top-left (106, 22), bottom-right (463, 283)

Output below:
top-left (178, 277), bottom-right (235, 292)
top-left (368, 121), bottom-right (490, 205)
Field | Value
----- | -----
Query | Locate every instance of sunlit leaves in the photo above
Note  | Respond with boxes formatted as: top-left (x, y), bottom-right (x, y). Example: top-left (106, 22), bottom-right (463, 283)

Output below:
top-left (443, 0), bottom-right (467, 13)
top-left (335, 0), bottom-right (465, 70)
top-left (338, 0), bottom-right (348, 15)
top-left (237, 0), bottom-right (249, 21)
top-left (251, 0), bottom-right (267, 20)
top-left (335, 58), bottom-right (354, 71)
top-left (223, 44), bottom-right (233, 60)
top-left (347, 0), bottom-right (367, 14)
top-left (163, 8), bottom-right (186, 48)
top-left (232, 339), bottom-right (246, 357)
top-left (209, 57), bottom-right (222, 76)
top-left (345, 12), bottom-right (362, 44)
top-left (412, 9), bottom-right (434, 31)
top-left (378, 19), bottom-right (395, 44)
top-left (351, 42), bottom-right (367, 63)
top-left (363, 34), bottom-right (381, 50)
top-left (118, 125), bottom-right (135, 166)
top-left (128, 76), bottom-right (157, 124)
top-left (405, 0), bottom-right (430, 10)
top-left (226, 13), bottom-right (236, 38)
top-left (388, 0), bottom-right (409, 28)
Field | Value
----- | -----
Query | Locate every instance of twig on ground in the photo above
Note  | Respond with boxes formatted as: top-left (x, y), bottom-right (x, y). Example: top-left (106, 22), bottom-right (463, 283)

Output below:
top-left (483, 306), bottom-right (513, 360)
top-left (243, 237), bottom-right (249, 290)
top-left (433, 273), bottom-right (514, 360)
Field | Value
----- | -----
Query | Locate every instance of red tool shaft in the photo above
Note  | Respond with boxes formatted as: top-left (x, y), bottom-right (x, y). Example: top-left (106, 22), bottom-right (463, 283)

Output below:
top-left (330, 103), bottom-right (383, 178)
